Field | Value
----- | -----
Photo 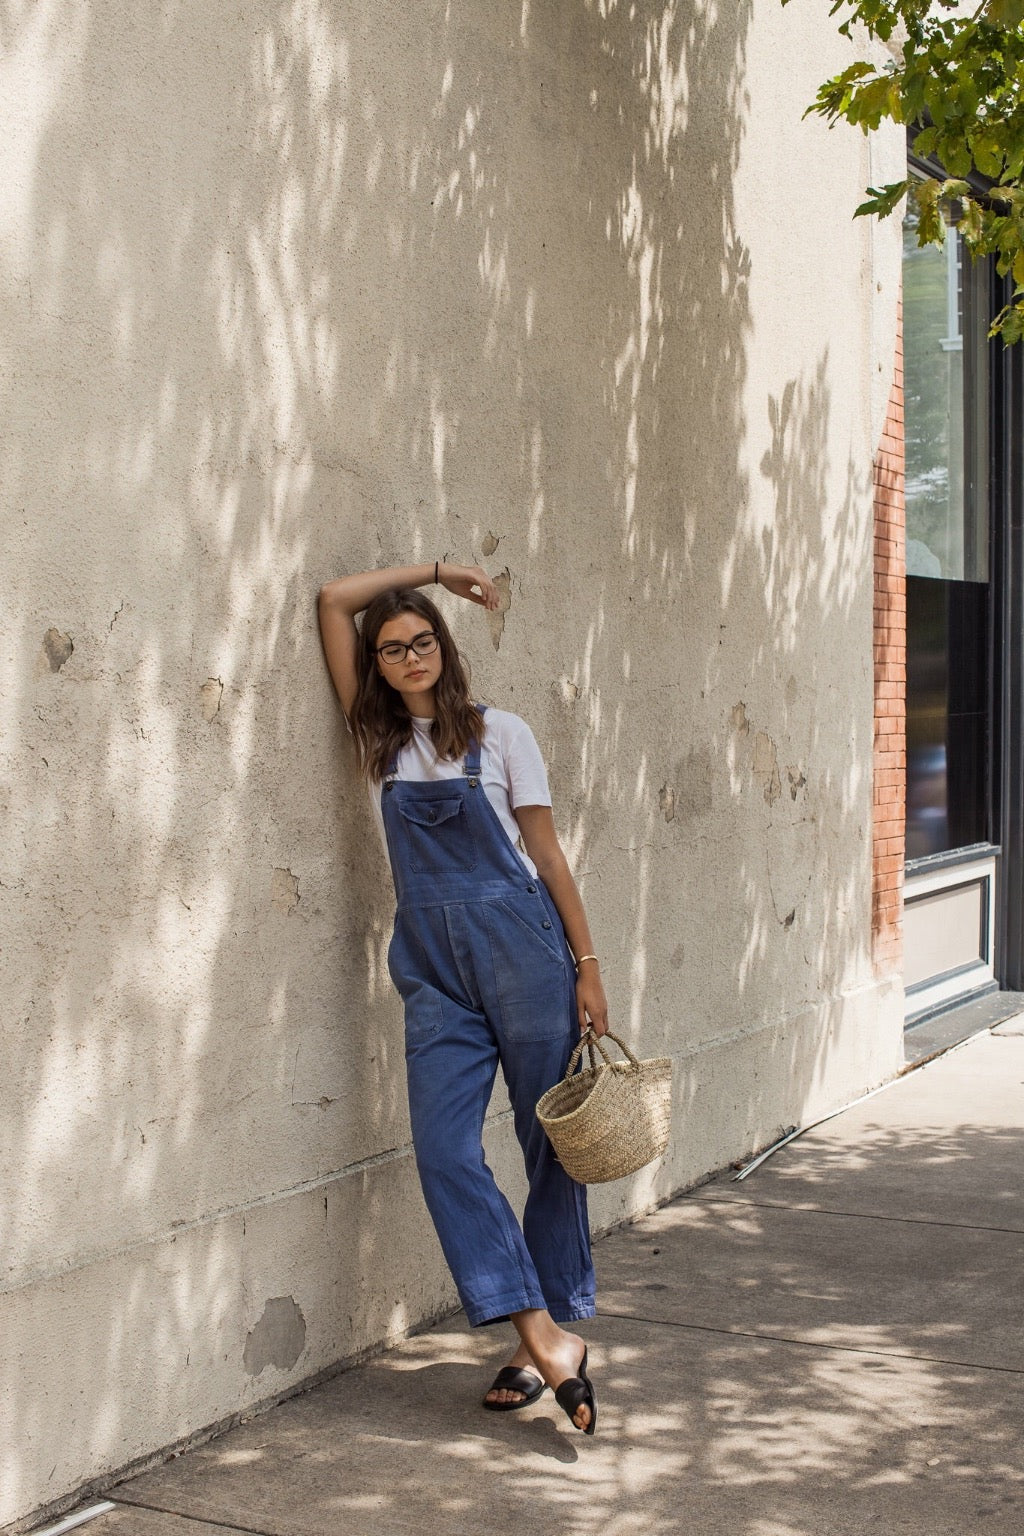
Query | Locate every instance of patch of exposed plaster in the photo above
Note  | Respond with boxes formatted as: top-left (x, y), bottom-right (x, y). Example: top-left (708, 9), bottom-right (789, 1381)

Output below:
top-left (559, 678), bottom-right (580, 703)
top-left (731, 701), bottom-right (750, 736)
top-left (271, 868), bottom-right (300, 914)
top-left (243, 1296), bottom-right (306, 1377)
top-left (200, 677), bottom-right (223, 722)
top-left (788, 767), bottom-right (807, 801)
top-left (659, 784), bottom-right (676, 822)
top-left (40, 628), bottom-right (73, 674)
top-left (753, 732), bottom-right (782, 805)
top-left (486, 568), bottom-right (511, 651)
top-left (481, 532), bottom-right (499, 556)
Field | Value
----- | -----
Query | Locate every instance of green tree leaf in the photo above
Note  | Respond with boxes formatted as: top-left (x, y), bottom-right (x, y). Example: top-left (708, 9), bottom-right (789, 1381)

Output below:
top-left (794, 0), bottom-right (1024, 343)
top-left (957, 198), bottom-right (985, 246)
top-left (855, 179), bottom-right (910, 218)
top-left (911, 125), bottom-right (939, 158)
top-left (972, 133), bottom-right (1006, 180)
top-left (985, 0), bottom-right (1024, 28)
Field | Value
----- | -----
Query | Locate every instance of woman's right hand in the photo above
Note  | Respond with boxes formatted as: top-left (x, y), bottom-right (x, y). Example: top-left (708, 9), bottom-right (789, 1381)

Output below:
top-left (438, 563), bottom-right (501, 611)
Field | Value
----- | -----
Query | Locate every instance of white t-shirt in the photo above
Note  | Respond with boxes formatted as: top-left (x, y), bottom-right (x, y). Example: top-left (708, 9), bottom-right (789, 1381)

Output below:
top-left (370, 708), bottom-right (551, 878)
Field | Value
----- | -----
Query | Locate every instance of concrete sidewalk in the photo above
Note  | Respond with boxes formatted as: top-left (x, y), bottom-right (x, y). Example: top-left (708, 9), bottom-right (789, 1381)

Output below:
top-left (48, 1021), bottom-right (1024, 1536)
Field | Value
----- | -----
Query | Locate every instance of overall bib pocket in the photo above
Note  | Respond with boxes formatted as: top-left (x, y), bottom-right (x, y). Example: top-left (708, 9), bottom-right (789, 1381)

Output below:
top-left (399, 796), bottom-right (478, 875)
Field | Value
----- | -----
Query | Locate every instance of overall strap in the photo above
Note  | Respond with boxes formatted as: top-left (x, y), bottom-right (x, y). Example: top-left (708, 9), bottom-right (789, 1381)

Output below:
top-left (464, 704), bottom-right (487, 780)
top-left (385, 705), bottom-right (487, 784)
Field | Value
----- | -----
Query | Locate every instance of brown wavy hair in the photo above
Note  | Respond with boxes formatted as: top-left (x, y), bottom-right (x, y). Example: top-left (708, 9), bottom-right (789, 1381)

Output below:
top-left (350, 588), bottom-right (485, 782)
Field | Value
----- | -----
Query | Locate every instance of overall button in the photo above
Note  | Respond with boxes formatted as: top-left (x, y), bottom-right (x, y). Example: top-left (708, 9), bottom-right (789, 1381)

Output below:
top-left (427, 810), bottom-right (437, 822)
top-left (541, 920), bottom-right (552, 929)
top-left (526, 884), bottom-right (537, 894)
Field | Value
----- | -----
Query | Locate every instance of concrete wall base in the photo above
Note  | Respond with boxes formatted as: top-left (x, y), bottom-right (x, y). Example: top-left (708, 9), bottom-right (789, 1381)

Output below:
top-left (3, 977), bottom-right (900, 1533)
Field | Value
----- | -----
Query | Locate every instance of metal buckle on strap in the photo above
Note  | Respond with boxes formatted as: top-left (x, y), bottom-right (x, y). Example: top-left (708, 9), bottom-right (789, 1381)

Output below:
top-left (465, 734), bottom-right (481, 786)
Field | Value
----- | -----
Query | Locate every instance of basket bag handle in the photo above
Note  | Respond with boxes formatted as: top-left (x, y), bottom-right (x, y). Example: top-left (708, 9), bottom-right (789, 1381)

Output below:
top-left (564, 1027), bottom-right (642, 1080)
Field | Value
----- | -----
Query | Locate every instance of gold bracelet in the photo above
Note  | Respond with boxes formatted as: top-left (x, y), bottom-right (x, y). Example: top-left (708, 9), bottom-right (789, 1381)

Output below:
top-left (575, 954), bottom-right (599, 968)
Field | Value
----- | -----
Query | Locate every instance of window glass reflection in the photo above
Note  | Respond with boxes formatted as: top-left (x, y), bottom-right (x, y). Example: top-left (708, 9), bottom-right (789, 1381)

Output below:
top-left (906, 577), bottom-right (989, 859)
top-left (903, 189), bottom-right (987, 581)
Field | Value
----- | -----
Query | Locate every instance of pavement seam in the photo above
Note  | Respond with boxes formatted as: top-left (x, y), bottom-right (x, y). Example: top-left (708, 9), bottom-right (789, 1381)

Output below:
top-left (597, 1309), bottom-right (1024, 1375)
top-left (689, 1194), bottom-right (1024, 1236)
top-left (107, 1499), bottom-right (273, 1536)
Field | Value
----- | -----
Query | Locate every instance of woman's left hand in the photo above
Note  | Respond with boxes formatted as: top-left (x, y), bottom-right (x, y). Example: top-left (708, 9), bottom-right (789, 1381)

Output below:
top-left (575, 969), bottom-right (609, 1038)
top-left (438, 563), bottom-right (501, 611)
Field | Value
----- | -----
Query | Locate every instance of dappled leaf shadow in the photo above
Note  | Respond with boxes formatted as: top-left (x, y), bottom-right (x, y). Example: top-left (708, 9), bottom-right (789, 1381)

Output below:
top-left (108, 1107), bottom-right (1024, 1533)
top-left (2, 0), bottom-right (903, 1523)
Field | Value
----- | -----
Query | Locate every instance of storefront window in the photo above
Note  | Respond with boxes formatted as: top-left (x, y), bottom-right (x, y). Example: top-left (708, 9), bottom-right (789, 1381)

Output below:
top-left (903, 176), bottom-right (991, 860)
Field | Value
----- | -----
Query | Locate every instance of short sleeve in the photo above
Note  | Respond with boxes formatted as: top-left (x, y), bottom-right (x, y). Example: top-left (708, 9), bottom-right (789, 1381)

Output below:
top-left (501, 714), bottom-right (552, 809)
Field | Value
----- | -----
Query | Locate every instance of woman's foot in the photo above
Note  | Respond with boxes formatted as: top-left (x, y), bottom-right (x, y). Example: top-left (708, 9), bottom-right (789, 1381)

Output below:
top-left (484, 1343), bottom-right (544, 1408)
top-left (553, 1345), bottom-right (597, 1437)
top-left (507, 1310), bottom-right (595, 1432)
top-left (525, 1328), bottom-right (593, 1432)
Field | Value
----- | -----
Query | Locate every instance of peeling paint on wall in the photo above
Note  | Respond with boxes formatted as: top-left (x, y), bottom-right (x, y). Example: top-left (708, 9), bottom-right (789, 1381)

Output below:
top-left (731, 701), bottom-right (750, 737)
top-left (199, 678), bottom-right (223, 722)
top-left (486, 567), bottom-right (511, 651)
top-left (753, 731), bottom-right (782, 806)
top-left (787, 767), bottom-right (807, 801)
top-left (659, 784), bottom-right (676, 822)
top-left (481, 532), bottom-right (499, 556)
top-left (242, 1296), bottom-right (306, 1376)
top-left (271, 868), bottom-right (300, 914)
top-left (39, 628), bottom-right (73, 674)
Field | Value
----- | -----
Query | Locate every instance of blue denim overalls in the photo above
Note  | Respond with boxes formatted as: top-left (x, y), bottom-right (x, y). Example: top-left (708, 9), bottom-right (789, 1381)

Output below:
top-left (381, 713), bottom-right (596, 1327)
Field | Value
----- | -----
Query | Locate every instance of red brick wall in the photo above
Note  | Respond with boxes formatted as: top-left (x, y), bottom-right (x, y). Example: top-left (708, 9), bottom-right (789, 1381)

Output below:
top-left (872, 307), bottom-right (907, 976)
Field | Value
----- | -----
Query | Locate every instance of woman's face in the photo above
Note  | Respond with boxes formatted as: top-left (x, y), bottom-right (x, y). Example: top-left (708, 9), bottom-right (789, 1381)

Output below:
top-left (374, 610), bottom-right (443, 706)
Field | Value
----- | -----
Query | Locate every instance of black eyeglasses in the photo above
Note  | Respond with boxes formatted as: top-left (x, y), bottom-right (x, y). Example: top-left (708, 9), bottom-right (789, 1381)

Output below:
top-left (375, 630), bottom-right (440, 665)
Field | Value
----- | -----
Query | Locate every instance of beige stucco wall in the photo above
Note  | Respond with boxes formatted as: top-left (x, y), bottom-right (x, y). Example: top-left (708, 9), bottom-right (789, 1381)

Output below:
top-left (1, 2), bottom-right (905, 1526)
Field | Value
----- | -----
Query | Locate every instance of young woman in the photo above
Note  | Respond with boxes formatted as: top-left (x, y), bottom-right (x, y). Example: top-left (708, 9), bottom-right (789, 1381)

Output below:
top-left (318, 560), bottom-right (608, 1434)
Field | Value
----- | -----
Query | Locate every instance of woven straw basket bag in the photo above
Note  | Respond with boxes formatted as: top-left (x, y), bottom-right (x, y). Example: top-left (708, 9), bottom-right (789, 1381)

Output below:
top-left (536, 1028), bottom-right (672, 1184)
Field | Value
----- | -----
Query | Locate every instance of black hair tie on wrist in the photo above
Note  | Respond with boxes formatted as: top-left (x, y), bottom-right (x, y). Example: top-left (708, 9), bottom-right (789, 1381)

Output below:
top-left (434, 560), bottom-right (439, 584)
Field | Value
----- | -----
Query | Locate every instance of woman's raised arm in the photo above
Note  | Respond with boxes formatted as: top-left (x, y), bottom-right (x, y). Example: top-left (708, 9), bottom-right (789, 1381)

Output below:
top-left (317, 562), bottom-right (499, 716)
